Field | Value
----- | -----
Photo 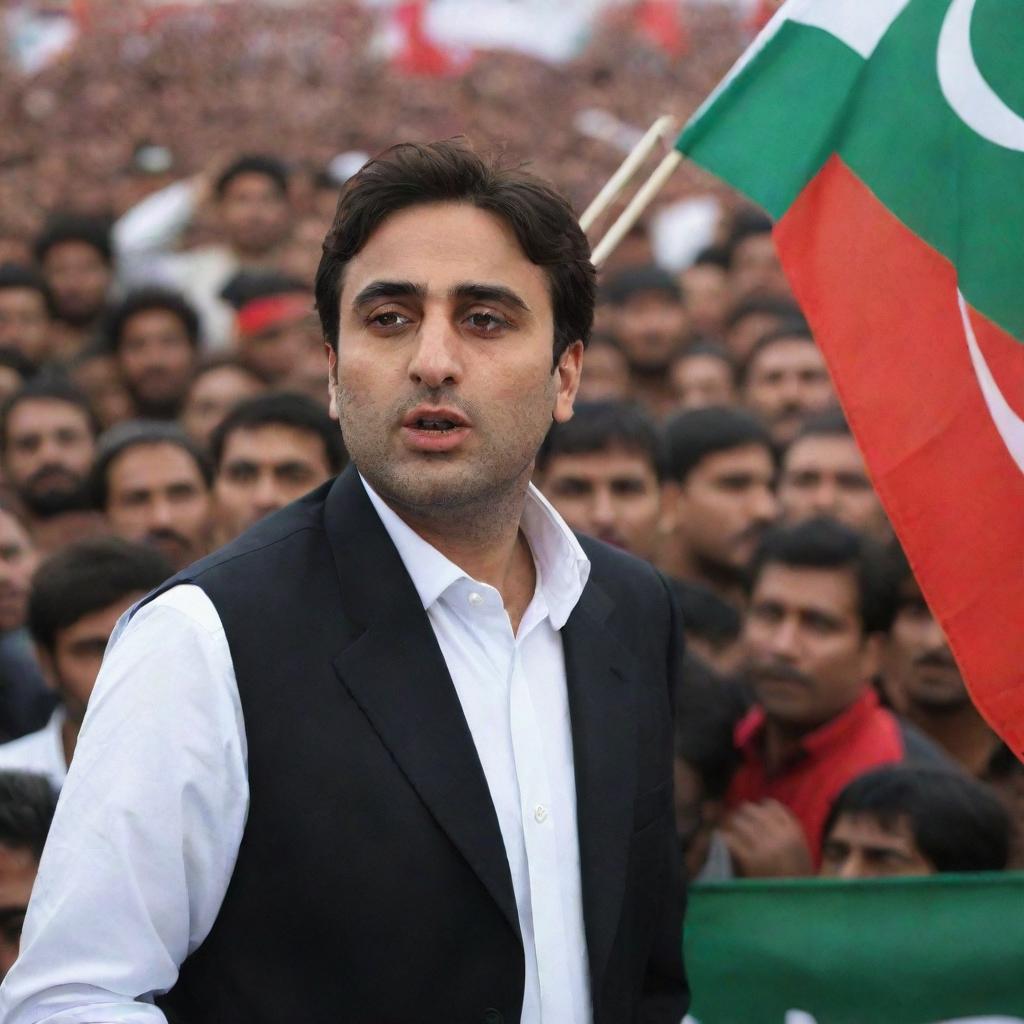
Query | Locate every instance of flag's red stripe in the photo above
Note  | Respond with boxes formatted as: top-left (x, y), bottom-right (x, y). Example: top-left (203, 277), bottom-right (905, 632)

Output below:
top-left (776, 155), bottom-right (1024, 756)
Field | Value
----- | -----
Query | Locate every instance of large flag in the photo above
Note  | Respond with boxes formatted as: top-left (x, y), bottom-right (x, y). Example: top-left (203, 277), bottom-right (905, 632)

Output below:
top-left (675, 1), bottom-right (1024, 756)
top-left (683, 874), bottom-right (1024, 1023)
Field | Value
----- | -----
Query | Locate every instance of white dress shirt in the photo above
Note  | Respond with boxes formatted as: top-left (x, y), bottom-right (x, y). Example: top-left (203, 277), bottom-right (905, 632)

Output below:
top-left (0, 708), bottom-right (68, 791)
top-left (0, 480), bottom-right (593, 1024)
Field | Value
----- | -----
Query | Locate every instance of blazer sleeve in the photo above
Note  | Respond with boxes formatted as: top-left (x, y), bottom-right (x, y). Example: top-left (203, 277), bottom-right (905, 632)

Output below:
top-left (639, 572), bottom-right (690, 1023)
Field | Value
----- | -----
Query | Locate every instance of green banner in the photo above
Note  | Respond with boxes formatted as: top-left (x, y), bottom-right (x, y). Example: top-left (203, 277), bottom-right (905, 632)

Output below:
top-left (684, 874), bottom-right (1024, 1024)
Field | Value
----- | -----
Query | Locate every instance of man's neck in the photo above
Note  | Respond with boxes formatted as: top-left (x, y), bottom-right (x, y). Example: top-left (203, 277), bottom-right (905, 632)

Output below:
top-left (629, 370), bottom-right (678, 421)
top-left (906, 700), bottom-right (1000, 777)
top-left (60, 715), bottom-right (79, 769)
top-left (659, 542), bottom-right (747, 609)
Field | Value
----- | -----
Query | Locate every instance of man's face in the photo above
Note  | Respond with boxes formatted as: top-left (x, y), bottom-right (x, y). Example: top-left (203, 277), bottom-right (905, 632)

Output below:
top-left (609, 291), bottom-right (688, 373)
top-left (725, 310), bottom-right (785, 364)
top-left (576, 343), bottom-right (630, 403)
top-left (214, 424), bottom-right (333, 541)
top-left (331, 202), bottom-right (582, 517)
top-left (743, 563), bottom-right (879, 729)
top-left (670, 353), bottom-right (736, 411)
top-left (69, 354), bottom-right (134, 429)
top-left (674, 444), bottom-right (777, 576)
top-left (779, 434), bottom-right (889, 537)
top-left (241, 310), bottom-right (320, 384)
top-left (182, 366), bottom-right (266, 445)
top-left (820, 812), bottom-right (934, 878)
top-left (118, 309), bottom-right (196, 418)
top-left (219, 172), bottom-right (291, 255)
top-left (40, 241), bottom-right (110, 326)
top-left (729, 232), bottom-right (789, 302)
top-left (538, 446), bottom-right (664, 561)
top-left (42, 595), bottom-right (145, 725)
top-left (681, 264), bottom-right (729, 337)
top-left (105, 442), bottom-right (211, 570)
top-left (0, 287), bottom-right (52, 365)
top-left (885, 579), bottom-right (966, 712)
top-left (0, 511), bottom-right (37, 632)
top-left (0, 843), bottom-right (38, 980)
top-left (2, 399), bottom-right (96, 518)
top-left (743, 338), bottom-right (834, 445)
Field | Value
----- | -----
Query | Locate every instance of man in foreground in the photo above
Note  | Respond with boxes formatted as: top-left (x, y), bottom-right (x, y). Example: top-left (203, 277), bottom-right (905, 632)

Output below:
top-left (2, 142), bottom-right (687, 1023)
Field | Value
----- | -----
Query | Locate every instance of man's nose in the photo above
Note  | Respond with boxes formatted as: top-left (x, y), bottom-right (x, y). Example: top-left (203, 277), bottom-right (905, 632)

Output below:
top-left (148, 497), bottom-right (175, 529)
top-left (407, 315), bottom-right (462, 389)
top-left (750, 485), bottom-right (778, 524)
top-left (253, 474), bottom-right (282, 513)
top-left (766, 616), bottom-right (801, 658)
top-left (590, 487), bottom-right (616, 527)
top-left (835, 853), bottom-right (866, 880)
top-left (810, 480), bottom-right (838, 514)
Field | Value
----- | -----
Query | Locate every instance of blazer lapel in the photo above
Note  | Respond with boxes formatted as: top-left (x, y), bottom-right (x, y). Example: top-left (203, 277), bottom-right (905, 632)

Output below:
top-left (325, 469), bottom-right (520, 939)
top-left (562, 580), bottom-right (638, 998)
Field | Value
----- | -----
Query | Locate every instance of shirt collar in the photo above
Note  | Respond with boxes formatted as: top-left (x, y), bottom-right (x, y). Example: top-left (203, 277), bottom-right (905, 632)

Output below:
top-left (360, 473), bottom-right (590, 629)
top-left (735, 687), bottom-right (880, 763)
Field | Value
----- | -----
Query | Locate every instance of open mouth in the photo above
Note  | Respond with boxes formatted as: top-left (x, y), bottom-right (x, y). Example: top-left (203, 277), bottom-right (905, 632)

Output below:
top-left (412, 417), bottom-right (461, 432)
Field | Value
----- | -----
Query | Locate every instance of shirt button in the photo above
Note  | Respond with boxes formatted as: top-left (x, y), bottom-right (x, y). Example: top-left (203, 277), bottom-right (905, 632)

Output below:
top-left (534, 804), bottom-right (548, 823)
top-left (468, 591), bottom-right (484, 607)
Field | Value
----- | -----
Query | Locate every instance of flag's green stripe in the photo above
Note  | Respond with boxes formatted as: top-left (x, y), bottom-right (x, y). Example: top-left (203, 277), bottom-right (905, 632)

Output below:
top-left (679, 0), bottom-right (1024, 344)
top-left (676, 21), bottom-right (865, 220)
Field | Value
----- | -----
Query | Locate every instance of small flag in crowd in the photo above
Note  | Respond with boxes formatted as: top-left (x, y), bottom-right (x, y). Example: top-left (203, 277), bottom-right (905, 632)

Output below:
top-left (675, 1), bottom-right (1024, 756)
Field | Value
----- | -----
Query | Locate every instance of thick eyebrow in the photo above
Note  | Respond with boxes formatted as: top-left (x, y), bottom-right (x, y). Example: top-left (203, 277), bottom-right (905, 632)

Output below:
top-left (448, 282), bottom-right (531, 314)
top-left (351, 280), bottom-right (426, 310)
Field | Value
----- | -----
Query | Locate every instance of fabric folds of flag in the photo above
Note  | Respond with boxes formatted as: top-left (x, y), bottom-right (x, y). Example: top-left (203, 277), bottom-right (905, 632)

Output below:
top-left (676, 0), bottom-right (1024, 755)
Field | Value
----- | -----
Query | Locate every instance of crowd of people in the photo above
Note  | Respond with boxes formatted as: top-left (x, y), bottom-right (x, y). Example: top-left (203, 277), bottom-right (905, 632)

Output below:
top-left (0, 0), bottom-right (1018, 988)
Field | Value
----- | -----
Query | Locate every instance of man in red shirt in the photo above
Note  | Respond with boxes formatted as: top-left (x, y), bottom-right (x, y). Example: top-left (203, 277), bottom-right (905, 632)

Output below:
top-left (724, 518), bottom-right (944, 873)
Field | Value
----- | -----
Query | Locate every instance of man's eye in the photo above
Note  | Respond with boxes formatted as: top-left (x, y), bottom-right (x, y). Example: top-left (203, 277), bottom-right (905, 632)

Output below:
top-left (465, 312), bottom-right (507, 333)
top-left (368, 311), bottom-right (410, 329)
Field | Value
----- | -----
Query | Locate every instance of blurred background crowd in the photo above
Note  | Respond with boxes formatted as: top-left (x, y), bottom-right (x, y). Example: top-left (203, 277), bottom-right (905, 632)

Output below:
top-left (0, 0), bottom-right (1019, 982)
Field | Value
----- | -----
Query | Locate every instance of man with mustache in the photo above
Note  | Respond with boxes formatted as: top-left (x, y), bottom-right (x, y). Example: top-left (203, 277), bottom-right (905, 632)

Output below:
top-left (535, 400), bottom-right (669, 565)
top-left (882, 546), bottom-right (1001, 779)
top-left (0, 382), bottom-right (99, 531)
top-left (91, 422), bottom-right (213, 572)
top-left (724, 518), bottom-right (946, 874)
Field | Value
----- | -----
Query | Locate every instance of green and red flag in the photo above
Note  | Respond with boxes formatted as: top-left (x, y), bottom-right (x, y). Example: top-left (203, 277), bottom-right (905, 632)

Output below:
top-left (675, 0), bottom-right (1024, 756)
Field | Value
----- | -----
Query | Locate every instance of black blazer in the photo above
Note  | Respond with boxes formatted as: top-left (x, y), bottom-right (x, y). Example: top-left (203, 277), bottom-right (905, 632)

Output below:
top-left (155, 467), bottom-right (688, 1024)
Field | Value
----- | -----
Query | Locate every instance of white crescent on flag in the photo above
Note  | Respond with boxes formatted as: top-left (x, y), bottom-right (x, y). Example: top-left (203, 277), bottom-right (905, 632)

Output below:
top-left (937, 0), bottom-right (1024, 152)
top-left (958, 290), bottom-right (1024, 477)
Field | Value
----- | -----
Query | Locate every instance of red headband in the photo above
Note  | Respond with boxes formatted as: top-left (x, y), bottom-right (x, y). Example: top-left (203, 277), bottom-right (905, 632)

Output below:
top-left (237, 294), bottom-right (311, 337)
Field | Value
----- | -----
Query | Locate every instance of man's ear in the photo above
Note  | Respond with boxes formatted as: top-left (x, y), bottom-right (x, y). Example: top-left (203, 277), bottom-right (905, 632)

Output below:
top-left (325, 342), bottom-right (339, 422)
top-left (553, 340), bottom-right (584, 424)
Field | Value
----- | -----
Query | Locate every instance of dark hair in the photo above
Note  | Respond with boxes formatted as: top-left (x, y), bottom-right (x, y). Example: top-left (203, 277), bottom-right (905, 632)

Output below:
top-left (664, 406), bottom-right (773, 484)
top-left (823, 765), bottom-right (1011, 873)
top-left (0, 345), bottom-right (38, 383)
top-left (726, 206), bottom-right (774, 262)
top-left (28, 537), bottom-right (171, 653)
top-left (750, 517), bottom-right (899, 634)
top-left (190, 354), bottom-right (270, 388)
top-left (740, 320), bottom-right (815, 383)
top-left (91, 421), bottom-right (213, 508)
top-left (209, 392), bottom-right (347, 474)
top-left (106, 288), bottom-right (201, 351)
top-left (220, 270), bottom-right (308, 311)
top-left (0, 263), bottom-right (54, 316)
top-left (725, 294), bottom-right (803, 332)
top-left (789, 404), bottom-right (851, 444)
top-left (0, 378), bottom-right (100, 453)
top-left (314, 140), bottom-right (595, 365)
top-left (666, 577), bottom-right (742, 652)
top-left (673, 341), bottom-right (738, 381)
top-left (600, 264), bottom-right (682, 307)
top-left (215, 154), bottom-right (290, 199)
top-left (536, 400), bottom-right (667, 480)
top-left (0, 770), bottom-right (58, 861)
top-left (33, 213), bottom-right (113, 266)
top-left (691, 245), bottom-right (731, 272)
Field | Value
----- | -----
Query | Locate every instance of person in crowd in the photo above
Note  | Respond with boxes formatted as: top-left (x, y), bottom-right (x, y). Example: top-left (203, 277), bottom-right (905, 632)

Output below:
top-left (181, 356), bottom-right (268, 447)
top-left (91, 422), bottom-right (213, 571)
top-left (723, 294), bottom-right (803, 364)
top-left (667, 578), bottom-right (743, 676)
top-left (882, 546), bottom-right (1001, 778)
top-left (106, 289), bottom-right (201, 420)
top-left (114, 155), bottom-right (294, 348)
top-left (32, 215), bottom-right (113, 357)
top-left (669, 342), bottom-right (738, 411)
top-left (0, 502), bottom-right (54, 745)
top-left (0, 351), bottom-right (35, 405)
top-left (0, 267), bottom-right (55, 370)
top-left (601, 265), bottom-right (691, 419)
top-left (724, 208), bottom-right (789, 303)
top-left (660, 406), bottom-right (777, 606)
top-left (673, 656), bottom-right (748, 882)
top-left (0, 382), bottom-right (99, 531)
top-left (65, 345), bottom-right (135, 430)
top-left (535, 400), bottom-right (670, 564)
top-left (3, 140), bottom-right (687, 1024)
top-left (819, 765), bottom-right (1010, 878)
top-left (679, 248), bottom-right (730, 340)
top-left (777, 407), bottom-right (890, 539)
top-left (740, 322), bottom-right (835, 447)
top-left (575, 333), bottom-right (631, 403)
top-left (981, 745), bottom-right (1024, 869)
top-left (225, 272), bottom-right (319, 385)
top-left (0, 771), bottom-right (58, 981)
top-left (726, 518), bottom-right (947, 870)
top-left (210, 392), bottom-right (346, 544)
top-left (0, 539), bottom-right (170, 790)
